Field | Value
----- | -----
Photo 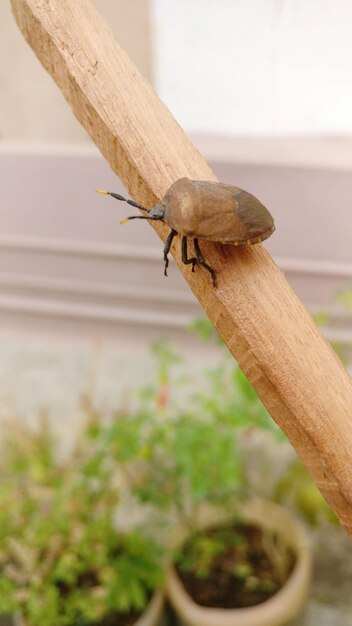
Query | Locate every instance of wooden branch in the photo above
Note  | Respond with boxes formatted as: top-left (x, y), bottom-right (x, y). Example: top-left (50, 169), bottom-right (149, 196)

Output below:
top-left (11, 0), bottom-right (352, 534)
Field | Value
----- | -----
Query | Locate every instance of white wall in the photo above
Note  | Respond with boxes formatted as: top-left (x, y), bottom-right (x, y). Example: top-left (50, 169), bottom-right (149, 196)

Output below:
top-left (1, 144), bottom-right (352, 343)
top-left (0, 0), bottom-right (152, 141)
top-left (151, 0), bottom-right (352, 135)
top-left (5, 0), bottom-right (352, 139)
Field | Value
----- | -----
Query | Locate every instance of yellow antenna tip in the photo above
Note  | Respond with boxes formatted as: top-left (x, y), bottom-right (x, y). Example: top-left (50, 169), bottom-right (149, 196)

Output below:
top-left (120, 217), bottom-right (128, 225)
top-left (96, 189), bottom-right (109, 195)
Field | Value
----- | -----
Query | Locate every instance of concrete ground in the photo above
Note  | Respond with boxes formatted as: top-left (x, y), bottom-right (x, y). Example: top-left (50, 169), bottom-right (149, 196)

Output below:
top-left (292, 525), bottom-right (352, 626)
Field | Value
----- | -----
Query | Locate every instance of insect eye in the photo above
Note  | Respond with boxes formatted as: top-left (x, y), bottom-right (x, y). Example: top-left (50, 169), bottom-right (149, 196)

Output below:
top-left (148, 205), bottom-right (165, 220)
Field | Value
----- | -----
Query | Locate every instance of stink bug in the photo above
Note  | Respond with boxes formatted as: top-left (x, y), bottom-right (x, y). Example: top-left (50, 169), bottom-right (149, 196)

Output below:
top-left (97, 178), bottom-right (275, 287)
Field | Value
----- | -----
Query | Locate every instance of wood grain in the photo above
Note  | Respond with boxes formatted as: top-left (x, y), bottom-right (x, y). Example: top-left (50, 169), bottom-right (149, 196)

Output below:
top-left (11, 0), bottom-right (352, 533)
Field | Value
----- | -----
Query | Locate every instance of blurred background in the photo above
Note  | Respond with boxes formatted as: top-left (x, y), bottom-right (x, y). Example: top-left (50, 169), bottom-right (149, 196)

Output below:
top-left (1, 0), bottom-right (352, 422)
top-left (1, 1), bottom-right (352, 624)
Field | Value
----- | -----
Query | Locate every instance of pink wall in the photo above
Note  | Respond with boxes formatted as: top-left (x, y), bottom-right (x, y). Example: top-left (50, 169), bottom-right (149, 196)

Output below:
top-left (0, 141), bottom-right (351, 346)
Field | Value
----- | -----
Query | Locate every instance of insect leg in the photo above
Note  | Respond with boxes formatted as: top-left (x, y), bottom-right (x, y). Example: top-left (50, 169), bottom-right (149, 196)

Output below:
top-left (181, 236), bottom-right (197, 273)
top-left (194, 239), bottom-right (217, 287)
top-left (163, 229), bottom-right (177, 276)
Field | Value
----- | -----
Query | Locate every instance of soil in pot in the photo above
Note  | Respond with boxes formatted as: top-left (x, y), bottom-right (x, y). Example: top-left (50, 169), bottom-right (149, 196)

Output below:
top-left (76, 610), bottom-right (145, 626)
top-left (176, 522), bottom-right (295, 609)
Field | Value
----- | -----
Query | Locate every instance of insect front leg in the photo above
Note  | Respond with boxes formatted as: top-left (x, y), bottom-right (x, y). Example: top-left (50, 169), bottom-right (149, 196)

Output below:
top-left (194, 239), bottom-right (217, 287)
top-left (181, 236), bottom-right (197, 273)
top-left (163, 229), bottom-right (177, 276)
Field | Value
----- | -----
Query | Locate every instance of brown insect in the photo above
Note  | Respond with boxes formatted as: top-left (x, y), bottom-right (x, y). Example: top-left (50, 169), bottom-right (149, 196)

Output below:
top-left (97, 178), bottom-right (275, 287)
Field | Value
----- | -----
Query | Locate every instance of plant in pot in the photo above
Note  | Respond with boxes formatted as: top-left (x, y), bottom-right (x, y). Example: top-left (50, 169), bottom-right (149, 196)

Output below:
top-left (0, 415), bottom-right (164, 626)
top-left (104, 336), bottom-right (312, 626)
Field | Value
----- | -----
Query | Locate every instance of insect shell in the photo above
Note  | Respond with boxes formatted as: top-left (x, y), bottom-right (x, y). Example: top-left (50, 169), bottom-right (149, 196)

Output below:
top-left (97, 177), bottom-right (275, 288)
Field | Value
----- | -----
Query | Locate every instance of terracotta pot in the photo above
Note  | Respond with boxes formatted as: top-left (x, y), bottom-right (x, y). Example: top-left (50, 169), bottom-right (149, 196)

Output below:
top-left (166, 499), bottom-right (312, 626)
top-left (12, 588), bottom-right (164, 626)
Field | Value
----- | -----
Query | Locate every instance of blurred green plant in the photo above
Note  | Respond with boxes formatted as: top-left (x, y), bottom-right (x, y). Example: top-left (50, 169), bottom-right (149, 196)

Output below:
top-left (313, 286), bottom-right (352, 366)
top-left (0, 307), bottom-right (340, 621)
top-left (274, 460), bottom-right (338, 526)
top-left (101, 322), bottom-right (289, 588)
top-left (190, 316), bottom-right (338, 527)
top-left (105, 334), bottom-right (278, 522)
top-left (104, 316), bottom-right (338, 586)
top-left (336, 288), bottom-right (352, 311)
top-left (0, 416), bottom-right (162, 626)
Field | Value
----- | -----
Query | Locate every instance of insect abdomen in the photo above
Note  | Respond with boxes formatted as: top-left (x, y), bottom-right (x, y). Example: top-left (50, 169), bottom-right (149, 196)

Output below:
top-left (162, 178), bottom-right (274, 243)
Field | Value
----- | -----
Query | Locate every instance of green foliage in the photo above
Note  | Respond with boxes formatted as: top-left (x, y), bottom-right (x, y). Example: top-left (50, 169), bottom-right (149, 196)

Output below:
top-left (189, 317), bottom-right (338, 526)
top-left (312, 288), bottom-right (352, 365)
top-left (336, 288), bottom-right (352, 311)
top-left (104, 315), bottom-right (341, 584)
top-left (133, 411), bottom-right (244, 514)
top-left (0, 418), bottom-right (162, 626)
top-left (188, 317), bottom-right (223, 345)
top-left (189, 317), bottom-right (282, 436)
top-left (103, 320), bottom-right (291, 583)
top-left (274, 459), bottom-right (338, 526)
top-left (0, 306), bottom-right (340, 620)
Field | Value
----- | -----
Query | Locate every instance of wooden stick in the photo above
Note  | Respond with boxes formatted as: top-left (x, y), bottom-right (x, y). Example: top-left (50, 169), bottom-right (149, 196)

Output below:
top-left (11, 0), bottom-right (352, 533)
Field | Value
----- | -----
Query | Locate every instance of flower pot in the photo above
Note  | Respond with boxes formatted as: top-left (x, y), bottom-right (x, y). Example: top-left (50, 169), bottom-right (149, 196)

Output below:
top-left (134, 589), bottom-right (165, 626)
top-left (166, 499), bottom-right (312, 626)
top-left (11, 588), bottom-right (164, 626)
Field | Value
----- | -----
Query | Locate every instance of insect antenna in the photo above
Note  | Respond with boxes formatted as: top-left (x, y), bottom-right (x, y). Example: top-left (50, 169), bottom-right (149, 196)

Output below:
top-left (96, 189), bottom-right (149, 212)
top-left (120, 215), bottom-right (160, 224)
